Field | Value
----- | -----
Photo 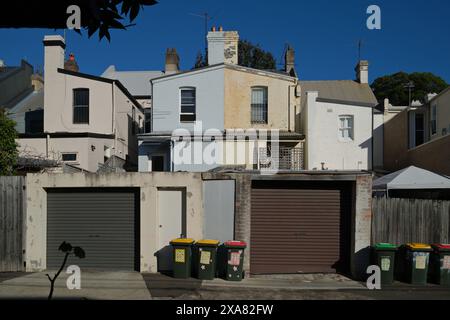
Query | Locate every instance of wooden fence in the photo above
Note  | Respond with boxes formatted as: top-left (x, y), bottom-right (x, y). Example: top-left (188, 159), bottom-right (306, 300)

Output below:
top-left (372, 196), bottom-right (450, 245)
top-left (0, 176), bottom-right (26, 272)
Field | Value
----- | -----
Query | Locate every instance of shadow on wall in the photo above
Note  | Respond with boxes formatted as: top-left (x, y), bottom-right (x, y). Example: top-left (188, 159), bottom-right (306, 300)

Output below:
top-left (352, 246), bottom-right (371, 281)
top-left (358, 136), bottom-right (373, 170)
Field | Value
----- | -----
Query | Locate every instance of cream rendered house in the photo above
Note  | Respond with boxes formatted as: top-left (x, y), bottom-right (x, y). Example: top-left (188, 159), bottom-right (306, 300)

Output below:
top-left (138, 28), bottom-right (304, 172)
top-left (17, 35), bottom-right (144, 172)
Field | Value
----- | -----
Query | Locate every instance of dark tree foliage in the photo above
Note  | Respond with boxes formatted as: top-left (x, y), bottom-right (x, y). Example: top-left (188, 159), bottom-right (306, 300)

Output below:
top-left (0, 109), bottom-right (18, 176)
top-left (0, 0), bottom-right (158, 41)
top-left (238, 40), bottom-right (276, 70)
top-left (193, 40), bottom-right (277, 70)
top-left (371, 72), bottom-right (448, 105)
top-left (193, 51), bottom-right (208, 69)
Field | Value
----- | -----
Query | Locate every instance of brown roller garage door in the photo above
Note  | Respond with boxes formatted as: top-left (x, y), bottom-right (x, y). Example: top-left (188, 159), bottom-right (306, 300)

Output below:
top-left (251, 180), bottom-right (352, 274)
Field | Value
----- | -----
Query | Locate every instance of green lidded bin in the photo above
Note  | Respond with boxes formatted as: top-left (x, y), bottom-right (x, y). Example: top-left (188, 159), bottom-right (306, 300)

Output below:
top-left (429, 244), bottom-right (450, 286)
top-left (372, 243), bottom-right (398, 285)
top-left (403, 243), bottom-right (432, 285)
top-left (218, 241), bottom-right (247, 281)
top-left (170, 238), bottom-right (195, 278)
top-left (193, 240), bottom-right (220, 280)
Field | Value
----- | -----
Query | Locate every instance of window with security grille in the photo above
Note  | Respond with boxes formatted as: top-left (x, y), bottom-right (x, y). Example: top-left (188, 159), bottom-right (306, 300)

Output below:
top-left (339, 115), bottom-right (354, 141)
top-left (251, 87), bottom-right (268, 124)
top-left (73, 88), bottom-right (89, 124)
top-left (180, 88), bottom-right (196, 122)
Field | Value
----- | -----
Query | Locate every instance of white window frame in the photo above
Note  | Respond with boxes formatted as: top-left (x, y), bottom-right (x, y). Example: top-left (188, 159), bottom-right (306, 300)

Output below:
top-left (338, 115), bottom-right (354, 142)
top-left (179, 87), bottom-right (196, 123)
top-left (61, 152), bottom-right (79, 164)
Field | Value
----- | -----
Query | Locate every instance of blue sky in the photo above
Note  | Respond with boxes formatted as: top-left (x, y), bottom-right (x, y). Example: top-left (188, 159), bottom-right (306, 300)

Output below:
top-left (1, 0), bottom-right (449, 84)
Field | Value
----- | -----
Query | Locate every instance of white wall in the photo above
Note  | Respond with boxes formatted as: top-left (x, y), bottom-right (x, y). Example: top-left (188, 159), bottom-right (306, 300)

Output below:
top-left (152, 66), bottom-right (225, 133)
top-left (17, 136), bottom-right (115, 172)
top-left (44, 72), bottom-right (114, 134)
top-left (305, 91), bottom-right (373, 170)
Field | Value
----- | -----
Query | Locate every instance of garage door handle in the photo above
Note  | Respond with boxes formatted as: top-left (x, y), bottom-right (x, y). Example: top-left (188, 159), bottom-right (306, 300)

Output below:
top-left (88, 235), bottom-right (100, 238)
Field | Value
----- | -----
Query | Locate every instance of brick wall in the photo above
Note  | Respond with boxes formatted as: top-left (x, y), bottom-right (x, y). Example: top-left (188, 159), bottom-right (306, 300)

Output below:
top-left (351, 175), bottom-right (373, 280)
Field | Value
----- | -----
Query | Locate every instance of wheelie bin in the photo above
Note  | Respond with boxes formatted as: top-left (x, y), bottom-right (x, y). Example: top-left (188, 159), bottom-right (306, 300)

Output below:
top-left (429, 244), bottom-right (450, 286)
top-left (170, 238), bottom-right (195, 278)
top-left (372, 243), bottom-right (398, 285)
top-left (218, 241), bottom-right (247, 281)
top-left (193, 240), bottom-right (220, 280)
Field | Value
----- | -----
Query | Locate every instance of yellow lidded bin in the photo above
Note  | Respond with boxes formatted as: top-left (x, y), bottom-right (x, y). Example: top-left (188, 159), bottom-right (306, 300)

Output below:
top-left (196, 239), bottom-right (220, 247)
top-left (170, 238), bottom-right (195, 245)
top-left (193, 239), bottom-right (220, 280)
top-left (406, 243), bottom-right (432, 251)
top-left (170, 238), bottom-right (195, 278)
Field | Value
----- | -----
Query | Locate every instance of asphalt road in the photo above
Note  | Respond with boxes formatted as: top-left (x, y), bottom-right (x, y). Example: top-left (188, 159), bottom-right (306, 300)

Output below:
top-left (143, 274), bottom-right (450, 300)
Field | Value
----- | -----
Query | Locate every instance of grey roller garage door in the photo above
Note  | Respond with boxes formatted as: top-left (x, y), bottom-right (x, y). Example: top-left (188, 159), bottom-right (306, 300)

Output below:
top-left (47, 189), bottom-right (138, 271)
top-left (251, 181), bottom-right (352, 274)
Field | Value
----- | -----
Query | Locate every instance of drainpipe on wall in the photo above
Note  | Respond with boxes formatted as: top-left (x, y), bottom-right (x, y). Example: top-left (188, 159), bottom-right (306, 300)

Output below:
top-left (288, 86), bottom-right (291, 132)
top-left (170, 139), bottom-right (174, 172)
top-left (46, 134), bottom-right (50, 158)
top-left (150, 80), bottom-right (154, 133)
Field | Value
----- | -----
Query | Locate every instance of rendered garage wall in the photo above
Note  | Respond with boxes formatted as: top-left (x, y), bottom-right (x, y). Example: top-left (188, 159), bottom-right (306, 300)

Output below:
top-left (24, 172), bottom-right (203, 273)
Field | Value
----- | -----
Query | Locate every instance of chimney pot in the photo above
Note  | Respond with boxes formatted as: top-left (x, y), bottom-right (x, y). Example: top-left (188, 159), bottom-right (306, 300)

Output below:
top-left (219, 26), bottom-right (223, 31)
top-left (211, 26), bottom-right (216, 32)
top-left (64, 52), bottom-right (79, 72)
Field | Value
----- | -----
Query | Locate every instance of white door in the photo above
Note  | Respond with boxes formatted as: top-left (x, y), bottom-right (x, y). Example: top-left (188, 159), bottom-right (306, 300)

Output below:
top-left (157, 189), bottom-right (185, 272)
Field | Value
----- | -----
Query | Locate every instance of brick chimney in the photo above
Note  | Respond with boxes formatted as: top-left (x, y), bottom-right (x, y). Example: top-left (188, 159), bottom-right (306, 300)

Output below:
top-left (64, 53), bottom-right (79, 72)
top-left (31, 74), bottom-right (44, 91)
top-left (285, 45), bottom-right (296, 77)
top-left (355, 60), bottom-right (369, 84)
top-left (207, 27), bottom-right (239, 65)
top-left (165, 48), bottom-right (179, 74)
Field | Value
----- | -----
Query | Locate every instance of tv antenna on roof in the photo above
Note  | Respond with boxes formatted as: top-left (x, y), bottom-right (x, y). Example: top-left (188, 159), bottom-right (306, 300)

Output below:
top-left (358, 39), bottom-right (364, 61)
top-left (189, 12), bottom-right (213, 59)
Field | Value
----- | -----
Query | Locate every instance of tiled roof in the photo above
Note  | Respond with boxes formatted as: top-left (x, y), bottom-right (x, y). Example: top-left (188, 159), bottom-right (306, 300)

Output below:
top-left (300, 80), bottom-right (378, 107)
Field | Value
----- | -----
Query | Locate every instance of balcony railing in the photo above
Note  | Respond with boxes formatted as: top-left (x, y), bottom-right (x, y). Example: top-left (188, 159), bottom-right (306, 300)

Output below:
top-left (258, 146), bottom-right (304, 171)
